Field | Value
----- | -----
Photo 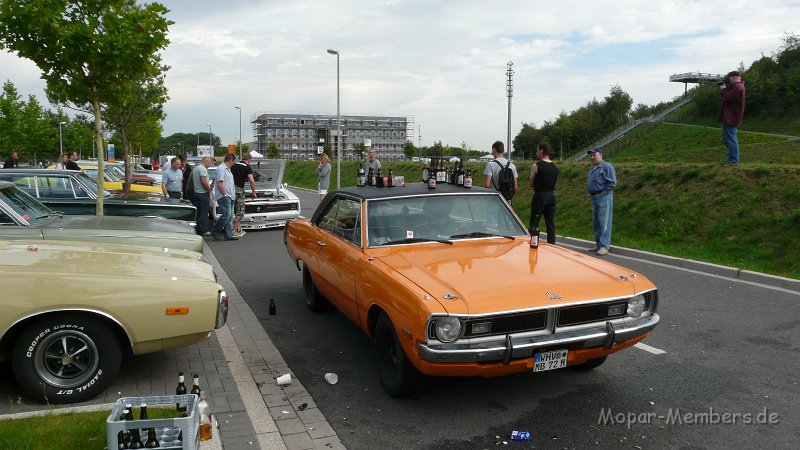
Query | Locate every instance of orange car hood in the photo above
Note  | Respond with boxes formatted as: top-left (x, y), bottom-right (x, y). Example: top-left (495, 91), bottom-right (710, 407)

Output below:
top-left (375, 239), bottom-right (649, 316)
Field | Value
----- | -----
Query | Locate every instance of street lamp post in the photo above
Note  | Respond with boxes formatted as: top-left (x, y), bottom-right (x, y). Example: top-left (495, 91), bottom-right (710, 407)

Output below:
top-left (506, 61), bottom-right (514, 159)
top-left (58, 121), bottom-right (66, 158)
top-left (327, 49), bottom-right (341, 189)
top-left (206, 124), bottom-right (212, 155)
top-left (234, 106), bottom-right (242, 159)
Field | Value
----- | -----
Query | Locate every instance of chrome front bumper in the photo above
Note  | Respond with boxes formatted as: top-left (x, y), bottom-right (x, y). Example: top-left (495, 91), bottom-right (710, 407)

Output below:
top-left (417, 313), bottom-right (659, 364)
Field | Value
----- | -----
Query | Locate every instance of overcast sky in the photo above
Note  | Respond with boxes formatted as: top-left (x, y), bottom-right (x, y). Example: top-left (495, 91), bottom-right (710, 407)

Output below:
top-left (1, 0), bottom-right (797, 152)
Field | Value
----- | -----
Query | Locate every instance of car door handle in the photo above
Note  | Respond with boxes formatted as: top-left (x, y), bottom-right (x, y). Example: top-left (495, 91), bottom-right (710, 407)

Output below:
top-left (316, 240), bottom-right (327, 247)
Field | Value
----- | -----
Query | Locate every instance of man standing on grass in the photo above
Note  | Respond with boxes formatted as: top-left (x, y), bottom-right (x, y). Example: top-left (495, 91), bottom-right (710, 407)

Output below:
top-left (718, 70), bottom-right (746, 165)
top-left (586, 147), bottom-right (616, 256)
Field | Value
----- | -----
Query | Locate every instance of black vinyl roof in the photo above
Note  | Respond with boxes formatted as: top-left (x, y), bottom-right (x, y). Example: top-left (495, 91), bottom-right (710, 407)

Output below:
top-left (335, 183), bottom-right (496, 200)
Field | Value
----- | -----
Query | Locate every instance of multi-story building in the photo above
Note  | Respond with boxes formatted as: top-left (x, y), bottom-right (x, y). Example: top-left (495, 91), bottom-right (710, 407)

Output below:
top-left (252, 113), bottom-right (414, 161)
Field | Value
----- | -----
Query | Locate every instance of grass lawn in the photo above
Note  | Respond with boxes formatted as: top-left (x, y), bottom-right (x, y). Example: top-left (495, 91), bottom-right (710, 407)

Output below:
top-left (0, 407), bottom-right (180, 450)
top-left (285, 159), bottom-right (800, 279)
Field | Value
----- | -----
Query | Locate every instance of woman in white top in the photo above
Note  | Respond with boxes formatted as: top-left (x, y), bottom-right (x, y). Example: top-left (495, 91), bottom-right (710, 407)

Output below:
top-left (55, 153), bottom-right (69, 170)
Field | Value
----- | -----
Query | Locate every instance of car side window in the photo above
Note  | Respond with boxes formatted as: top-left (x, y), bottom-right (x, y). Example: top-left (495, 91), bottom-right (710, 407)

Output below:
top-left (0, 174), bottom-right (36, 196)
top-left (317, 197), bottom-right (362, 246)
top-left (36, 176), bottom-right (76, 199)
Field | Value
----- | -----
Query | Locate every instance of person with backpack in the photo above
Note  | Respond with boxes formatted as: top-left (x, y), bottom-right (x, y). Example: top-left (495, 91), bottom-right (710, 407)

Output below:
top-left (483, 140), bottom-right (518, 204)
top-left (586, 147), bottom-right (616, 256)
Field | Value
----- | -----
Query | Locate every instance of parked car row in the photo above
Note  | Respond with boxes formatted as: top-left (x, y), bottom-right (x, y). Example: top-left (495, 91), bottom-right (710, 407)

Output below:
top-left (0, 176), bottom-right (227, 403)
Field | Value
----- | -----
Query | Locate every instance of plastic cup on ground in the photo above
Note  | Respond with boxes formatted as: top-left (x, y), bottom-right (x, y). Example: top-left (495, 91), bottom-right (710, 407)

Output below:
top-left (276, 373), bottom-right (292, 386)
top-left (324, 373), bottom-right (338, 385)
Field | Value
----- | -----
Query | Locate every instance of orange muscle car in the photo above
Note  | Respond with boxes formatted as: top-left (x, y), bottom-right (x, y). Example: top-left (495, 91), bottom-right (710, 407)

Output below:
top-left (284, 184), bottom-right (659, 396)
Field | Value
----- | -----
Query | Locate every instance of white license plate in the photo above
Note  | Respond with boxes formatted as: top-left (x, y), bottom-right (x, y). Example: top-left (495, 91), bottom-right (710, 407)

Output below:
top-left (533, 349), bottom-right (568, 372)
top-left (253, 216), bottom-right (265, 223)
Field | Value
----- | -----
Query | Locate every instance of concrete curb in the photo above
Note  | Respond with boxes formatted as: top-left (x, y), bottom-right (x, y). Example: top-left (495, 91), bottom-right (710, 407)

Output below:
top-left (558, 235), bottom-right (800, 293)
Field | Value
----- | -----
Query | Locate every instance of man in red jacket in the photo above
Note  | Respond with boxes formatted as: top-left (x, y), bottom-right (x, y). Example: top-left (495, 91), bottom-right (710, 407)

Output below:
top-left (717, 70), bottom-right (746, 165)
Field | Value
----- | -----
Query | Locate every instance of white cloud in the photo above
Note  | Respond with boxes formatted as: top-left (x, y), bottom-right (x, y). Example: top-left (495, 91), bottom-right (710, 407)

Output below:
top-left (1, 0), bottom-right (797, 150)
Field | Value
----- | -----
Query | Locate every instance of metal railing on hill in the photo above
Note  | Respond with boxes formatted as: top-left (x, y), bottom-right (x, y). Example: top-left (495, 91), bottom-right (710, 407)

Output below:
top-left (570, 95), bottom-right (694, 161)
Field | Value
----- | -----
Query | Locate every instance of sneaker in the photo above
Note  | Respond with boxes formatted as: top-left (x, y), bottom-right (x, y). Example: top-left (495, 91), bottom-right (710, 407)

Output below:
top-left (596, 247), bottom-right (609, 256)
top-left (587, 247), bottom-right (600, 253)
top-left (227, 235), bottom-right (239, 241)
top-left (211, 233), bottom-right (221, 241)
top-left (202, 231), bottom-right (211, 236)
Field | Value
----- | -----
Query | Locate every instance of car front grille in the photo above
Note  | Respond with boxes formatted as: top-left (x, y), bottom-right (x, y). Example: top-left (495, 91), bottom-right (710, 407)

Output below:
top-left (245, 203), bottom-right (298, 214)
top-left (557, 300), bottom-right (628, 327)
top-left (462, 310), bottom-right (547, 338)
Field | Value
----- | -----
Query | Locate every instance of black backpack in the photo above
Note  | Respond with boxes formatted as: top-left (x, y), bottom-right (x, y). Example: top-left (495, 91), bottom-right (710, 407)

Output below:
top-left (492, 159), bottom-right (515, 201)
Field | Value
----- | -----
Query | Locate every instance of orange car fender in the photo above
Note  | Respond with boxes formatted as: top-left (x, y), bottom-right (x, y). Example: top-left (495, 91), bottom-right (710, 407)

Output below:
top-left (356, 258), bottom-right (446, 362)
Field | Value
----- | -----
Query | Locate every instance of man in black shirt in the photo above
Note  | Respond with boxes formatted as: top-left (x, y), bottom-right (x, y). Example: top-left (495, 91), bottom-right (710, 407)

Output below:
top-left (229, 152), bottom-right (257, 237)
top-left (528, 142), bottom-right (559, 244)
top-left (65, 150), bottom-right (81, 170)
top-left (2, 151), bottom-right (19, 169)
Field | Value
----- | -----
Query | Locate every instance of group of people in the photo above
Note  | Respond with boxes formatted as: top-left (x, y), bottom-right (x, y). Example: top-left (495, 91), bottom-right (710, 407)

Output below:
top-left (480, 139), bottom-right (616, 256)
top-left (189, 152), bottom-right (257, 241)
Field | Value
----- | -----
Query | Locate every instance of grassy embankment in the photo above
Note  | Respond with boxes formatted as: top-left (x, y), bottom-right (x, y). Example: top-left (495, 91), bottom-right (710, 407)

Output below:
top-left (284, 124), bottom-right (800, 279)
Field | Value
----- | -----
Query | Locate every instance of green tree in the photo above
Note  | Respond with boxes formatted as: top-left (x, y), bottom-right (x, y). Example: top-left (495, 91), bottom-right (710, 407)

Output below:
top-left (0, 81), bottom-right (24, 158)
top-left (353, 142), bottom-right (366, 160)
top-left (267, 141), bottom-right (281, 159)
top-left (403, 141), bottom-right (416, 159)
top-left (103, 73), bottom-right (168, 188)
top-left (0, 0), bottom-right (173, 214)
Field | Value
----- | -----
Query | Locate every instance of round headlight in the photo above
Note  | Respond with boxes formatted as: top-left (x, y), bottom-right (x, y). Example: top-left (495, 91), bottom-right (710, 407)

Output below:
top-left (434, 317), bottom-right (462, 343)
top-left (627, 295), bottom-right (645, 318)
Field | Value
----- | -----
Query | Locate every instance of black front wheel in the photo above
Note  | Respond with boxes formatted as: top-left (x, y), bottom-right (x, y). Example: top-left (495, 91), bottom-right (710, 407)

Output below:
top-left (374, 312), bottom-right (420, 397)
top-left (12, 315), bottom-right (122, 403)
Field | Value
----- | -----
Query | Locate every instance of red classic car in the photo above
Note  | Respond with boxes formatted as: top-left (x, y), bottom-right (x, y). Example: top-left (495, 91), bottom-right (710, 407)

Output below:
top-left (284, 184), bottom-right (659, 396)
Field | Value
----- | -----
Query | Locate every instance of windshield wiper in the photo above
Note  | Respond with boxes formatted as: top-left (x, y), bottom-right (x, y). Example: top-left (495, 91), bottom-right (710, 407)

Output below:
top-left (34, 212), bottom-right (62, 220)
top-left (383, 237), bottom-right (453, 245)
top-left (449, 231), bottom-right (515, 240)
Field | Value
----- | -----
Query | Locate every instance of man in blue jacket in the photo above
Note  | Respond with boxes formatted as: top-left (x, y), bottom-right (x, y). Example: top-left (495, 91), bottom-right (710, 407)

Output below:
top-left (586, 147), bottom-right (616, 256)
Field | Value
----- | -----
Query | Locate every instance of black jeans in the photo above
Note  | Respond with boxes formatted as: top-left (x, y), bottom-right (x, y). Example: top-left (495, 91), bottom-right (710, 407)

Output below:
top-left (530, 191), bottom-right (557, 244)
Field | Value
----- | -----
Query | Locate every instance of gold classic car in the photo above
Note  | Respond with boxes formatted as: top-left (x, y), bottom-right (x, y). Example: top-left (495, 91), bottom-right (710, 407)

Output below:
top-left (284, 184), bottom-right (660, 396)
top-left (0, 239), bottom-right (227, 403)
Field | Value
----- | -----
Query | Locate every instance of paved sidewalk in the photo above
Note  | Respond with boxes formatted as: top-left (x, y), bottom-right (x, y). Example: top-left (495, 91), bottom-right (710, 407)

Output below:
top-left (0, 242), bottom-right (344, 450)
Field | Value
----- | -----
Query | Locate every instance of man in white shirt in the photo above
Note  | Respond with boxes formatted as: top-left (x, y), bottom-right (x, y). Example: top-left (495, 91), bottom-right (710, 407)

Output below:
top-left (483, 140), bottom-right (518, 204)
top-left (210, 154), bottom-right (237, 241)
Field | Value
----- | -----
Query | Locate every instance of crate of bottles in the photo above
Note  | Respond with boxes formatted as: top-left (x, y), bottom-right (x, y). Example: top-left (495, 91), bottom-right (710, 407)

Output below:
top-left (106, 394), bottom-right (199, 450)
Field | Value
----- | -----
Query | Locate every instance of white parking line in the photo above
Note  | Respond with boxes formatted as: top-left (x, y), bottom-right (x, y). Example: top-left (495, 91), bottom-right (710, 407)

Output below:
top-left (634, 342), bottom-right (667, 355)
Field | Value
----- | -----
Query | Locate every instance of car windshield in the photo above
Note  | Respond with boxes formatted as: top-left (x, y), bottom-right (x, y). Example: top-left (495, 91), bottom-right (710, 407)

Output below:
top-left (75, 171), bottom-right (111, 198)
top-left (0, 185), bottom-right (56, 225)
top-left (366, 193), bottom-right (527, 247)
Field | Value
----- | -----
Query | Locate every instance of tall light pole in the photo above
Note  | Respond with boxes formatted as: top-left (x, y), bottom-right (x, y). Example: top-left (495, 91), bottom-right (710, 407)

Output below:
top-left (206, 124), bottom-right (212, 155)
top-left (58, 121), bottom-right (66, 157)
top-left (506, 61), bottom-right (514, 159)
top-left (234, 106), bottom-right (242, 159)
top-left (327, 49), bottom-right (341, 189)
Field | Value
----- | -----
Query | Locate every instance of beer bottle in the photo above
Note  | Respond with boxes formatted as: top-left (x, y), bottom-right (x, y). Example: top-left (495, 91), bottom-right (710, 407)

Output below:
top-left (367, 167), bottom-right (375, 186)
top-left (127, 407), bottom-right (144, 449)
top-left (375, 167), bottom-right (384, 187)
top-left (356, 162), bottom-right (365, 186)
top-left (421, 163), bottom-right (429, 183)
top-left (197, 391), bottom-right (213, 441)
top-left (118, 409), bottom-right (130, 449)
top-left (464, 169), bottom-right (473, 188)
top-left (386, 169), bottom-right (394, 187)
top-left (530, 215), bottom-right (541, 249)
top-left (144, 428), bottom-right (160, 448)
top-left (456, 162), bottom-right (465, 186)
top-left (175, 372), bottom-right (187, 413)
top-left (191, 374), bottom-right (201, 396)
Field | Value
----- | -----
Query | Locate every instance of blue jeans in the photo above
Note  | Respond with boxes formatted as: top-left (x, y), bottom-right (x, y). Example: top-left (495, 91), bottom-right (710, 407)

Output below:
top-left (722, 124), bottom-right (739, 164)
top-left (591, 192), bottom-right (613, 249)
top-left (193, 191), bottom-right (210, 234)
top-left (212, 196), bottom-right (233, 239)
